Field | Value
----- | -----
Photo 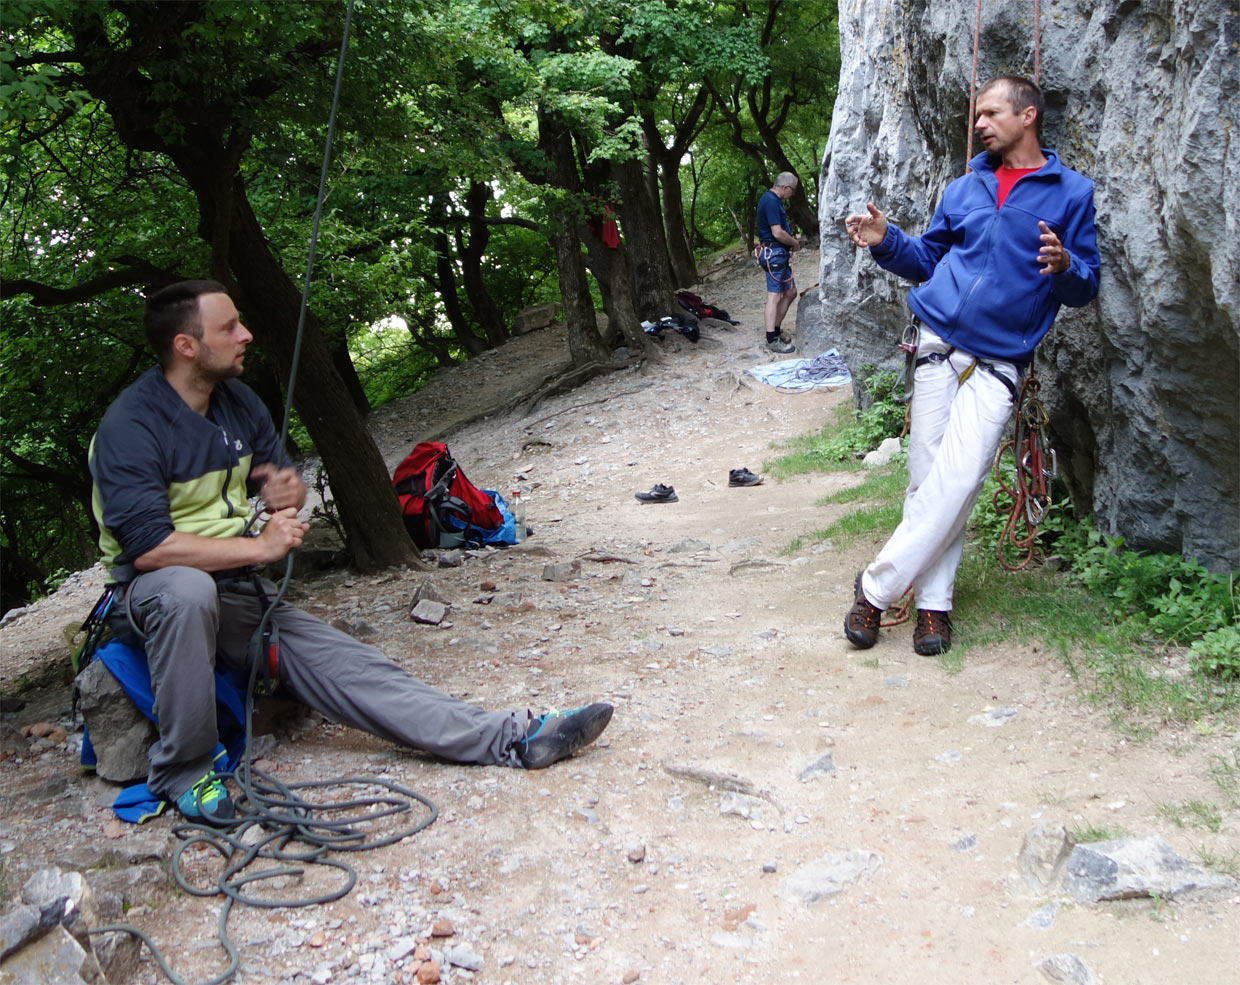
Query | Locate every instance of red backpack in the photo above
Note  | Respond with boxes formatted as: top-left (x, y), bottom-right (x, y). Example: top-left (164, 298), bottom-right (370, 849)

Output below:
top-left (392, 442), bottom-right (505, 549)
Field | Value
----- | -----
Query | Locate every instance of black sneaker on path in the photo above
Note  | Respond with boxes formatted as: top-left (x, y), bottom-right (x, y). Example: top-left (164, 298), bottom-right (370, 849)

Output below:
top-left (635, 484), bottom-right (678, 503)
top-left (728, 468), bottom-right (763, 487)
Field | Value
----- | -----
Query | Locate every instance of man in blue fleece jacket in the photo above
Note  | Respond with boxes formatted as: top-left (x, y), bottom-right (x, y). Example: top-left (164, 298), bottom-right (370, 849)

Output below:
top-left (90, 280), bottom-right (613, 824)
top-left (842, 75), bottom-right (1100, 655)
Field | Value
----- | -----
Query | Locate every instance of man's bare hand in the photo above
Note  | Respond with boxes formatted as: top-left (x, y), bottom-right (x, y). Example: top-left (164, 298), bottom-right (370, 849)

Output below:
top-left (251, 463), bottom-right (307, 512)
top-left (1037, 221), bottom-right (1071, 275)
top-left (845, 203), bottom-right (888, 248)
top-left (255, 507), bottom-right (308, 563)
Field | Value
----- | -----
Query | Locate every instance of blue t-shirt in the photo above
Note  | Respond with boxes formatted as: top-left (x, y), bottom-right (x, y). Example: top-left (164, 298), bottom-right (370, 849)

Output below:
top-left (756, 189), bottom-right (790, 245)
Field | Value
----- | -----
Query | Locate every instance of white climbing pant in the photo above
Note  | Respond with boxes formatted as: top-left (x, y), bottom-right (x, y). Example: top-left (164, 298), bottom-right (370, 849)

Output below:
top-left (861, 327), bottom-right (1018, 612)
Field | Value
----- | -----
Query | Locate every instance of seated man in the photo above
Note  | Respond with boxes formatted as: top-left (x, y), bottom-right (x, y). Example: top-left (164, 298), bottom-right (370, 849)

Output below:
top-left (89, 279), bottom-right (613, 824)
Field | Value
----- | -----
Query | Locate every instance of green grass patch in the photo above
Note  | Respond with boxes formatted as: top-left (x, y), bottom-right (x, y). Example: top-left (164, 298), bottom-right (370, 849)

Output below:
top-left (816, 467), bottom-right (908, 507)
top-left (769, 369), bottom-right (1238, 730)
top-left (1153, 799), bottom-right (1224, 832)
top-left (777, 452), bottom-right (908, 556)
top-left (1194, 845), bottom-right (1240, 879)
top-left (1071, 824), bottom-right (1125, 843)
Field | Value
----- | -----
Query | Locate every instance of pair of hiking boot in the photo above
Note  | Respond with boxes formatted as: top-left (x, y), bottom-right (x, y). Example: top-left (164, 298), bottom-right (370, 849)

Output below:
top-left (843, 573), bottom-right (952, 655)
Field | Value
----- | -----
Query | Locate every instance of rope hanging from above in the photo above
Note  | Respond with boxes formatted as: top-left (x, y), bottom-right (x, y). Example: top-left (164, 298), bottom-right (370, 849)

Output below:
top-left (964, 0), bottom-right (1043, 169)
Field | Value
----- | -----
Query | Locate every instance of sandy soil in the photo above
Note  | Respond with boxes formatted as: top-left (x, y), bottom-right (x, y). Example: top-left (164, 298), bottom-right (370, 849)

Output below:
top-left (2, 246), bottom-right (1238, 985)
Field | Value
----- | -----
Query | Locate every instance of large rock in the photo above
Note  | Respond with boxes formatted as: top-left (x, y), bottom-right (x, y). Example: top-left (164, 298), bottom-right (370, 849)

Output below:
top-left (74, 660), bottom-right (153, 784)
top-left (511, 301), bottom-right (560, 335)
top-left (815, 0), bottom-right (1238, 569)
top-left (1061, 833), bottom-right (1236, 902)
top-left (0, 924), bottom-right (99, 985)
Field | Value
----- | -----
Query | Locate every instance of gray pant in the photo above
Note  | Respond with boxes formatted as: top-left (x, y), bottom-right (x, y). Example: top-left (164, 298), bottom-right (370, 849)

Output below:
top-left (119, 567), bottom-right (525, 799)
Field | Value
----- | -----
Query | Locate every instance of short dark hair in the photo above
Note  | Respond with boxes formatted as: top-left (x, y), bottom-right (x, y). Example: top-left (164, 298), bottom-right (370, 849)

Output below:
top-left (144, 279), bottom-right (229, 366)
top-left (979, 75), bottom-right (1045, 142)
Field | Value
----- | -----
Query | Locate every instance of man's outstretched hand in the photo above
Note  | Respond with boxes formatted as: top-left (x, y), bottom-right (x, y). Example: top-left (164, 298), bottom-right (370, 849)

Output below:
top-left (845, 203), bottom-right (888, 249)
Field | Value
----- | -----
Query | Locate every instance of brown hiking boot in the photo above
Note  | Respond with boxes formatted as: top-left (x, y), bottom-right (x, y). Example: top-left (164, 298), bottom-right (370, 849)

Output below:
top-left (913, 609), bottom-right (952, 655)
top-left (844, 572), bottom-right (883, 649)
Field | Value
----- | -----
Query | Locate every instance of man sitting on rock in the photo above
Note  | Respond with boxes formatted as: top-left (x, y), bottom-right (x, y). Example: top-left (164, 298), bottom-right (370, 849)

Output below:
top-left (89, 279), bottom-right (613, 824)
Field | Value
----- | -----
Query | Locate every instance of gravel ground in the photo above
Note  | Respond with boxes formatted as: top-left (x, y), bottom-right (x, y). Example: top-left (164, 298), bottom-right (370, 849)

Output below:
top-left (2, 246), bottom-right (1238, 985)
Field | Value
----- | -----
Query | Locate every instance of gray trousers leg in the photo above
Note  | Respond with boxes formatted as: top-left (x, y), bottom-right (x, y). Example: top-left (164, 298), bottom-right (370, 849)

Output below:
top-left (123, 567), bottom-right (526, 799)
top-left (120, 567), bottom-right (227, 800)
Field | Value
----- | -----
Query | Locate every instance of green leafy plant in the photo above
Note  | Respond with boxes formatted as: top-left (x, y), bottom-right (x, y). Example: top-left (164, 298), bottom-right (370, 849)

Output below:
top-left (1069, 532), bottom-right (1239, 677)
top-left (1190, 625), bottom-right (1240, 681)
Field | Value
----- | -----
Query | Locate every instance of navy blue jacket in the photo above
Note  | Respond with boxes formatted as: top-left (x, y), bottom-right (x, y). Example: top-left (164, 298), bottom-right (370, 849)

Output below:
top-left (871, 150), bottom-right (1100, 365)
top-left (90, 368), bottom-right (284, 579)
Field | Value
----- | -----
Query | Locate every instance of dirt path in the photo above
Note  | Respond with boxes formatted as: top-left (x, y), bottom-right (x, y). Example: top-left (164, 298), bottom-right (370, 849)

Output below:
top-left (2, 248), bottom-right (1237, 985)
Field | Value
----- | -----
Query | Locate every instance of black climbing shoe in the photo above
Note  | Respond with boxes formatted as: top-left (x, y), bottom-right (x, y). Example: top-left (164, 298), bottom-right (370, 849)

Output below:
top-left (728, 468), bottom-right (763, 487)
top-left (517, 703), bottom-right (614, 769)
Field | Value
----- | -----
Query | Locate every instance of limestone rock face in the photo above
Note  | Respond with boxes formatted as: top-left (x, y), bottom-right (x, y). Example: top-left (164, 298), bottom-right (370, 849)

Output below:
top-left (813, 0), bottom-right (1238, 568)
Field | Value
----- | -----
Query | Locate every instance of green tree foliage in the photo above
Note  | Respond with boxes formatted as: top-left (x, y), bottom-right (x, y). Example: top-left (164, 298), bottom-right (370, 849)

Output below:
top-left (1, 0), bottom-right (840, 613)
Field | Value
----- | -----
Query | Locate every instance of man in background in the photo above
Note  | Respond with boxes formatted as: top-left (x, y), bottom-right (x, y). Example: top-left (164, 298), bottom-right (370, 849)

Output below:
top-left (755, 171), bottom-right (802, 354)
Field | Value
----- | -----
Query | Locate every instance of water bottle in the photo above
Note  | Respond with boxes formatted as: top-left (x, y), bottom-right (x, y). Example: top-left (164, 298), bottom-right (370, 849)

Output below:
top-left (511, 491), bottom-right (526, 542)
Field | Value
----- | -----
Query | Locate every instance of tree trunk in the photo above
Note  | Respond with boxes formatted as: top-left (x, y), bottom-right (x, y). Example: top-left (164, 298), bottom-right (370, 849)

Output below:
top-left (226, 194), bottom-right (419, 571)
top-left (330, 333), bottom-right (371, 416)
top-left (656, 163), bottom-right (697, 287)
top-left (549, 223), bottom-right (610, 367)
top-left (640, 94), bottom-right (709, 288)
top-left (537, 110), bottom-right (610, 367)
top-left (579, 222), bottom-right (648, 352)
top-left (458, 181), bottom-right (508, 347)
top-left (244, 353), bottom-right (302, 459)
top-left (613, 157), bottom-right (676, 319)
top-left (431, 230), bottom-right (487, 357)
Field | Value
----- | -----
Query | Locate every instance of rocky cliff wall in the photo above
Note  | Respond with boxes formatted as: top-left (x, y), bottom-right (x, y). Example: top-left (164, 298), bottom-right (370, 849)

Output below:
top-left (806, 0), bottom-right (1238, 570)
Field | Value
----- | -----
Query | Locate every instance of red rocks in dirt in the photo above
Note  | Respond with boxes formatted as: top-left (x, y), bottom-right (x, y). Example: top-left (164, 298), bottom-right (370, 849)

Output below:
top-left (430, 917), bottom-right (454, 937)
top-left (415, 960), bottom-right (441, 984)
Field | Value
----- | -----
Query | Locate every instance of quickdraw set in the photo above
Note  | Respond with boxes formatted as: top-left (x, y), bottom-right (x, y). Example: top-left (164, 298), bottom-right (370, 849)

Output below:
top-left (992, 375), bottom-right (1057, 570)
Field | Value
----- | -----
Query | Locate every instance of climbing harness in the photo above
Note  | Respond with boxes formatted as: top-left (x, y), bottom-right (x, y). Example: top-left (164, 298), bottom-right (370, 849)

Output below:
top-left (992, 374), bottom-right (1057, 570)
top-left (894, 320), bottom-right (1016, 437)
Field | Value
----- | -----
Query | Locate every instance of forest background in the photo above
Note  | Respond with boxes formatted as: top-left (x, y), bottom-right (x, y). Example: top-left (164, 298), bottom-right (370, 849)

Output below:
top-left (0, 0), bottom-right (840, 615)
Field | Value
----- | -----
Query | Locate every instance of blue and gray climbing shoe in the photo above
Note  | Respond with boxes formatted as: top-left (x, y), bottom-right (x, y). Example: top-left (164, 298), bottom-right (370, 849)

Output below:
top-left (517, 703), bottom-right (614, 769)
top-left (174, 771), bottom-right (237, 826)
